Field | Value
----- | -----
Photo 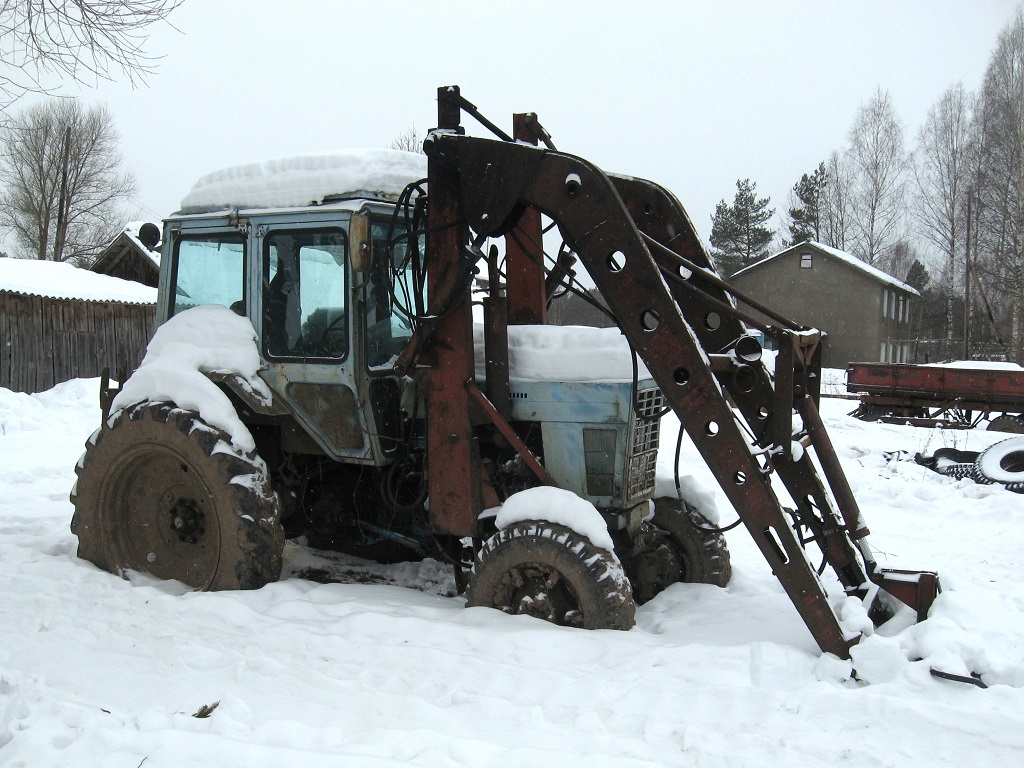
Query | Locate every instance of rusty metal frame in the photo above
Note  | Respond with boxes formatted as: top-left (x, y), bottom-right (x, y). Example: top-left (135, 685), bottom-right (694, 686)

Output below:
top-left (419, 91), bottom-right (939, 657)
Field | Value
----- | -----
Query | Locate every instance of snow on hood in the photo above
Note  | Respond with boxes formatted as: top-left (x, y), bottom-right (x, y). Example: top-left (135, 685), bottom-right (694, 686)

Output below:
top-left (476, 324), bottom-right (651, 383)
top-left (179, 149), bottom-right (428, 212)
top-left (110, 305), bottom-right (271, 453)
top-left (0, 257), bottom-right (157, 304)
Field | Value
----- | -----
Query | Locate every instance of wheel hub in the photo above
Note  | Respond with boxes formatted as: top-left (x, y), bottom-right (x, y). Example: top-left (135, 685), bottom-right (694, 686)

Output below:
top-left (506, 565), bottom-right (579, 626)
top-left (168, 497), bottom-right (205, 544)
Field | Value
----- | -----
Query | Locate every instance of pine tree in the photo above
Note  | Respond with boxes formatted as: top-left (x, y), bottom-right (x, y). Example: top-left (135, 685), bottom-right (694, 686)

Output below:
top-left (710, 178), bottom-right (775, 277)
top-left (905, 259), bottom-right (930, 292)
top-left (787, 163), bottom-right (826, 245)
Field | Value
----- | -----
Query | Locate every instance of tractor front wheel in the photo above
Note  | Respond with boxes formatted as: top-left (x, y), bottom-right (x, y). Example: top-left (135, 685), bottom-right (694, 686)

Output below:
top-left (466, 521), bottom-right (635, 630)
top-left (71, 402), bottom-right (284, 590)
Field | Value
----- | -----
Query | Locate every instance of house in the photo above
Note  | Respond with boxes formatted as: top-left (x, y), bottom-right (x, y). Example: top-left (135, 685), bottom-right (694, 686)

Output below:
top-left (547, 287), bottom-right (615, 328)
top-left (728, 241), bottom-right (919, 369)
top-left (89, 221), bottom-right (161, 287)
top-left (0, 257), bottom-right (157, 394)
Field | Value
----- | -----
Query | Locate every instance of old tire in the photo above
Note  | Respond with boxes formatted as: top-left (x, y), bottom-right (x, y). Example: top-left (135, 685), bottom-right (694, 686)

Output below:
top-left (972, 436), bottom-right (1024, 492)
top-left (987, 415), bottom-right (1024, 433)
top-left (651, 497), bottom-right (732, 587)
top-left (466, 521), bottom-right (636, 630)
top-left (71, 402), bottom-right (285, 590)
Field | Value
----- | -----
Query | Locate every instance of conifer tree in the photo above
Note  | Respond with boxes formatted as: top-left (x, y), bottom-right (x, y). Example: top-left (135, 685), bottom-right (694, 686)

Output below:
top-left (710, 178), bottom-right (775, 277)
top-left (786, 163), bottom-right (826, 245)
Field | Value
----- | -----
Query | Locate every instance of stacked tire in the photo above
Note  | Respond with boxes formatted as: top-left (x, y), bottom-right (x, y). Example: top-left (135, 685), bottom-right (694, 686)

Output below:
top-left (970, 437), bottom-right (1024, 492)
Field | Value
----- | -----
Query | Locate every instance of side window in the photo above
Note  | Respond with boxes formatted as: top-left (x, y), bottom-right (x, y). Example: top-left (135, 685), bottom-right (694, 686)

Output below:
top-left (171, 235), bottom-right (246, 316)
top-left (366, 221), bottom-right (425, 368)
top-left (263, 229), bottom-right (348, 359)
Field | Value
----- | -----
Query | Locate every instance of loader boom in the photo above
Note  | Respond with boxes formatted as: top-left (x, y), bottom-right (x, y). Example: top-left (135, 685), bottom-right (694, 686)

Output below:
top-left (417, 86), bottom-right (938, 658)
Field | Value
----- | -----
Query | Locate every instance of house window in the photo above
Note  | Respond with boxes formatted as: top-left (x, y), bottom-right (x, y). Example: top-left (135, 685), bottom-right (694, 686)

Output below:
top-left (800, 252), bottom-right (813, 269)
top-left (882, 290), bottom-right (888, 319)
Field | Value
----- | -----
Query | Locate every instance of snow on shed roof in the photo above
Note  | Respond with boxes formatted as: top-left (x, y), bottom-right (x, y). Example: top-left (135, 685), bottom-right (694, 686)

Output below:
top-left (0, 257), bottom-right (157, 304)
top-left (179, 149), bottom-right (428, 213)
top-left (732, 241), bottom-right (920, 296)
top-left (122, 221), bottom-right (161, 268)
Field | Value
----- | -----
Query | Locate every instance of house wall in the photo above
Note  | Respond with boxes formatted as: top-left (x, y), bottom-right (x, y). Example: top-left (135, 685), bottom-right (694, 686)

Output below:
top-left (0, 292), bottom-right (156, 394)
top-left (103, 253), bottom-right (159, 287)
top-left (93, 241), bottom-right (160, 288)
top-left (730, 248), bottom-right (915, 368)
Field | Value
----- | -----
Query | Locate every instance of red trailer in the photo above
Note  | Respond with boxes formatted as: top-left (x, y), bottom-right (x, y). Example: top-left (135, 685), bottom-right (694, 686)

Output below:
top-left (847, 361), bottom-right (1024, 430)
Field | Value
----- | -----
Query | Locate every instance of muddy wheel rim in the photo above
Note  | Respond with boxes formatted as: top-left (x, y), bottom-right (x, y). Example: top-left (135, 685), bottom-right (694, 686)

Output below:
top-left (104, 443), bottom-right (222, 588)
top-left (493, 562), bottom-right (583, 627)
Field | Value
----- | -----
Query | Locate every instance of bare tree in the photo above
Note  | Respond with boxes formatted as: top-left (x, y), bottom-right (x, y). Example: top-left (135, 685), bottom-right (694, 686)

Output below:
top-left (973, 9), bottom-right (1024, 361)
top-left (387, 124), bottom-right (424, 154)
top-left (820, 150), bottom-right (851, 251)
top-left (913, 82), bottom-right (975, 341)
top-left (0, 98), bottom-right (135, 263)
top-left (0, 1), bottom-right (180, 112)
top-left (846, 88), bottom-right (908, 269)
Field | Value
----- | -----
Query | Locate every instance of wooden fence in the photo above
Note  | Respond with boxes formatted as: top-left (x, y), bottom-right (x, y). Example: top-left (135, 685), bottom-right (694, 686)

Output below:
top-left (0, 290), bottom-right (156, 394)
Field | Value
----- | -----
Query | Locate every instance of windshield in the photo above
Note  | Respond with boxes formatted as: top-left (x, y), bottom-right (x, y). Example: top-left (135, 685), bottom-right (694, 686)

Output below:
top-left (170, 235), bottom-right (246, 316)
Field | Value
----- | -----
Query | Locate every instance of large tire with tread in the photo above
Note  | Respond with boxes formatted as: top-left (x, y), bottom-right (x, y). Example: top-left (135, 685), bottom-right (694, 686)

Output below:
top-left (650, 497), bottom-right (732, 587)
top-left (987, 415), bottom-right (1024, 434)
top-left (466, 521), bottom-right (635, 630)
top-left (972, 436), bottom-right (1024, 492)
top-left (71, 402), bottom-right (285, 590)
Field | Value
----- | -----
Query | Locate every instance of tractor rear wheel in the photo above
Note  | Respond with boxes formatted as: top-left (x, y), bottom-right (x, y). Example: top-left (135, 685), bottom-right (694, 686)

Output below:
top-left (466, 521), bottom-right (635, 630)
top-left (71, 402), bottom-right (284, 590)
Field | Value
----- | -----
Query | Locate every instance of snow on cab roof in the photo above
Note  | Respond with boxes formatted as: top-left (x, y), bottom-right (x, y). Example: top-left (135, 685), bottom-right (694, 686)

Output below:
top-left (733, 240), bottom-right (920, 296)
top-left (178, 149), bottom-right (428, 213)
top-left (0, 257), bottom-right (157, 305)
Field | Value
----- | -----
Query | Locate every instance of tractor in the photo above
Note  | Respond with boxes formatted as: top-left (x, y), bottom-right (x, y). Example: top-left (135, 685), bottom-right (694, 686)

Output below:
top-left (71, 87), bottom-right (938, 658)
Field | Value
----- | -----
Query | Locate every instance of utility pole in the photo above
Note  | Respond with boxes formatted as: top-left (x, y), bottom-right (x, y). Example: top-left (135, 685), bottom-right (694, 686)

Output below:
top-left (963, 190), bottom-right (972, 360)
top-left (52, 125), bottom-right (72, 262)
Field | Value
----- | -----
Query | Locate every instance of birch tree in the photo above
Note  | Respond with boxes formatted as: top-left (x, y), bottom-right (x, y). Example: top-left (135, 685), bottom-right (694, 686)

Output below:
top-left (0, 1), bottom-right (180, 113)
top-left (820, 150), bottom-right (851, 251)
top-left (0, 98), bottom-right (135, 263)
top-left (913, 82), bottom-right (975, 341)
top-left (846, 88), bottom-right (908, 269)
top-left (974, 10), bottom-right (1024, 360)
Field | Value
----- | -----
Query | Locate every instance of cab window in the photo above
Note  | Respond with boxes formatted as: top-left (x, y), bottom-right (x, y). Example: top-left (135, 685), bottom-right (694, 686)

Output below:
top-left (171, 234), bottom-right (245, 316)
top-left (263, 229), bottom-right (348, 359)
top-left (366, 221), bottom-right (424, 368)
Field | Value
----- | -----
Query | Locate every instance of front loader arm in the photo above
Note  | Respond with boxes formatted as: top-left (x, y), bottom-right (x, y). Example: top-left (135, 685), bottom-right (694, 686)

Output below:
top-left (605, 175), bottom-right (939, 619)
top-left (424, 117), bottom-right (937, 657)
top-left (427, 131), bottom-right (857, 657)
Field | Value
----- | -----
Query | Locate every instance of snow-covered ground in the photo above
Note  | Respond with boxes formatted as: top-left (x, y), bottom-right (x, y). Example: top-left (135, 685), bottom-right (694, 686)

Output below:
top-left (2, 378), bottom-right (1024, 767)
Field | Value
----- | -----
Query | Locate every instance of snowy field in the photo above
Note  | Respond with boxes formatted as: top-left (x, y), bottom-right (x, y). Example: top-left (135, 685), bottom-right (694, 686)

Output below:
top-left (2, 378), bottom-right (1024, 767)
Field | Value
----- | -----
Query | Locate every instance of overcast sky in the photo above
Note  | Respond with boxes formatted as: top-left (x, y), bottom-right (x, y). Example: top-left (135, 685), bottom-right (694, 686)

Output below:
top-left (30, 0), bottom-right (1024, 246)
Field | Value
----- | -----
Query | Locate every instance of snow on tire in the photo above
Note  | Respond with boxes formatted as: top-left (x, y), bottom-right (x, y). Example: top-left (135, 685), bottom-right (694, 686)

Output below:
top-left (972, 436), bottom-right (1024, 492)
top-left (70, 401), bottom-right (285, 590)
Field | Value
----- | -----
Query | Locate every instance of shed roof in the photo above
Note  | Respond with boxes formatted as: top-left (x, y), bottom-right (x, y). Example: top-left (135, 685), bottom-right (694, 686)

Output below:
top-left (0, 257), bottom-right (157, 304)
top-left (90, 222), bottom-right (161, 276)
top-left (731, 241), bottom-right (920, 296)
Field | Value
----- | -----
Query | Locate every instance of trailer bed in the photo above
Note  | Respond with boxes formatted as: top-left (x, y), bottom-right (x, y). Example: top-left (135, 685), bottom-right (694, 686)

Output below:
top-left (846, 361), bottom-right (1024, 429)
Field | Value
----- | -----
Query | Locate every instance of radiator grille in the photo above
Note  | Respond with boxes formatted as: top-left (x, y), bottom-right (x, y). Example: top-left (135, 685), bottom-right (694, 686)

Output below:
top-left (626, 385), bottom-right (663, 504)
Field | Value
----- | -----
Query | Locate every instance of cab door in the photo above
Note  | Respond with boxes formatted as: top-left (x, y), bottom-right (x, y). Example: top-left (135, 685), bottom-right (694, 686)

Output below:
top-left (256, 218), bottom-right (373, 462)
